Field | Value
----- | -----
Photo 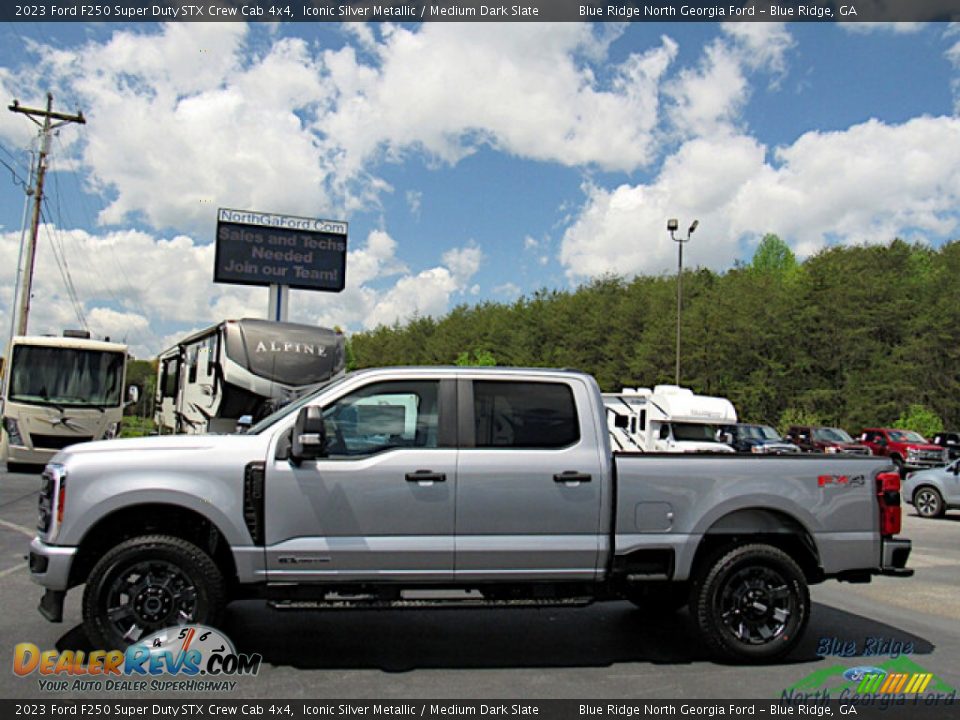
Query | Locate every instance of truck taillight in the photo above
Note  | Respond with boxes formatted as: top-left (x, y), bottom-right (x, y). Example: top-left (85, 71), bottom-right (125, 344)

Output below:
top-left (876, 471), bottom-right (901, 537)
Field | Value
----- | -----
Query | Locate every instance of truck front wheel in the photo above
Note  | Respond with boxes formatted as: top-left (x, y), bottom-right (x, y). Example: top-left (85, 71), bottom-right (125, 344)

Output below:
top-left (693, 543), bottom-right (809, 663)
top-left (82, 535), bottom-right (225, 648)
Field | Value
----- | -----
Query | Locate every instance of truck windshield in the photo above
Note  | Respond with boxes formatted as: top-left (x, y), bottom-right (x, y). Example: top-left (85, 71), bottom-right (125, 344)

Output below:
top-left (741, 425), bottom-right (781, 440)
top-left (8, 346), bottom-right (124, 408)
top-left (814, 427), bottom-right (855, 443)
top-left (673, 423), bottom-right (722, 442)
top-left (245, 373), bottom-right (352, 434)
top-left (889, 430), bottom-right (927, 443)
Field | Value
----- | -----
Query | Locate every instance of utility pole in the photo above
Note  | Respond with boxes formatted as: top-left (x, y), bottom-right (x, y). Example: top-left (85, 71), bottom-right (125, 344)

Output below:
top-left (8, 93), bottom-right (85, 336)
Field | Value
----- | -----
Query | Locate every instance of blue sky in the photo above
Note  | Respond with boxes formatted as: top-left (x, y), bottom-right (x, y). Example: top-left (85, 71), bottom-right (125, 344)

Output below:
top-left (0, 21), bottom-right (959, 359)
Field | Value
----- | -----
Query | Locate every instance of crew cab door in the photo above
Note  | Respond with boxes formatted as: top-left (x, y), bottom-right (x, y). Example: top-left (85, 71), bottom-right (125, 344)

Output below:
top-left (454, 377), bottom-right (604, 580)
top-left (263, 377), bottom-right (457, 582)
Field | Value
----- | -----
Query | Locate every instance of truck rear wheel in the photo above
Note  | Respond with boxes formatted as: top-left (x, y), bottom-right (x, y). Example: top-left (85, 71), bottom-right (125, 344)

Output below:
top-left (693, 543), bottom-right (809, 663)
top-left (82, 535), bottom-right (225, 648)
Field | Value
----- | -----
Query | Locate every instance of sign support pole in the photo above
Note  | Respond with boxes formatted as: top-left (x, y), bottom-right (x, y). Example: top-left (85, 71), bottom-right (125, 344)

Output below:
top-left (268, 284), bottom-right (289, 323)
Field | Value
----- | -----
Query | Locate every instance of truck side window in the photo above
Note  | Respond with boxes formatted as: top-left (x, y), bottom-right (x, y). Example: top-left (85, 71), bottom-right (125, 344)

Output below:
top-left (322, 380), bottom-right (439, 457)
top-left (472, 381), bottom-right (579, 449)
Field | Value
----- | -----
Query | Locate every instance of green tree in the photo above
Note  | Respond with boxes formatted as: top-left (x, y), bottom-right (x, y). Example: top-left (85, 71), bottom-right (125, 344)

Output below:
top-left (894, 405), bottom-right (944, 439)
top-left (751, 233), bottom-right (797, 278)
top-left (455, 349), bottom-right (497, 366)
top-left (777, 408), bottom-right (822, 436)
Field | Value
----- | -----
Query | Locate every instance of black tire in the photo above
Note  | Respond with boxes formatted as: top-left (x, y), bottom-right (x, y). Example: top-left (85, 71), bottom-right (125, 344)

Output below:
top-left (693, 543), bottom-right (809, 663)
top-left (914, 486), bottom-right (945, 519)
top-left (624, 583), bottom-right (690, 613)
top-left (82, 534), bottom-right (225, 649)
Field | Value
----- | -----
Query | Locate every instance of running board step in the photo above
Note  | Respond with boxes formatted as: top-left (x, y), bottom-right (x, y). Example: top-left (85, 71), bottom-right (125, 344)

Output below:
top-left (268, 596), bottom-right (595, 611)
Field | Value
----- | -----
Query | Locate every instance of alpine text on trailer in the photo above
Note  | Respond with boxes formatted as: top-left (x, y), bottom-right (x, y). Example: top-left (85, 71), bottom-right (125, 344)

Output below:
top-left (1, 331), bottom-right (129, 471)
top-left (154, 318), bottom-right (346, 435)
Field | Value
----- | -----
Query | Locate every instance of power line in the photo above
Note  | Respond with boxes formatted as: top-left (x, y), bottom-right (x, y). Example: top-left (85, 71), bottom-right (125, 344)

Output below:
top-left (49, 132), bottom-right (152, 345)
top-left (39, 203), bottom-right (88, 331)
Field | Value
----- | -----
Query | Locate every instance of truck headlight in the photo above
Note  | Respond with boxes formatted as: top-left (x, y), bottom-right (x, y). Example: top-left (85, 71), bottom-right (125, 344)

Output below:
top-left (2, 417), bottom-right (23, 446)
top-left (751, 446), bottom-right (764, 454)
top-left (104, 422), bottom-right (120, 440)
top-left (825, 446), bottom-right (838, 454)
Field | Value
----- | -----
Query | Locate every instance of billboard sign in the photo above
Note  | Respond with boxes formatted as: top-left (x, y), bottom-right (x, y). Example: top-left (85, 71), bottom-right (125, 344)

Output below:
top-left (214, 208), bottom-right (348, 292)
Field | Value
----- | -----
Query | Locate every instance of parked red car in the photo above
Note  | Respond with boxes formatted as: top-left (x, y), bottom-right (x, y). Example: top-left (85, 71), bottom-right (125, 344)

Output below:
top-left (859, 427), bottom-right (948, 473)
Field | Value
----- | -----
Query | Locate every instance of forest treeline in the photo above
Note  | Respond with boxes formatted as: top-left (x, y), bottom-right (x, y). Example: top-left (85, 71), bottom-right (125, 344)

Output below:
top-left (349, 237), bottom-right (960, 434)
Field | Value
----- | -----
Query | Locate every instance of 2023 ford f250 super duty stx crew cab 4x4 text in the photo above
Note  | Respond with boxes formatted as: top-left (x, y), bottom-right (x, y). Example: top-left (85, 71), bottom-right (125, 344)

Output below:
top-left (29, 367), bottom-right (912, 663)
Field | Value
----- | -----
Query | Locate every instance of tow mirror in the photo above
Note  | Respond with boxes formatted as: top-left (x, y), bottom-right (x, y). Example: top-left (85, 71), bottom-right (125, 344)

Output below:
top-left (291, 406), bottom-right (326, 466)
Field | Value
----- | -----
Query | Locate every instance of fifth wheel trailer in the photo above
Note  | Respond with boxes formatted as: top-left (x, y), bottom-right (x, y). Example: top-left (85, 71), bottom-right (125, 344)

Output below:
top-left (154, 318), bottom-right (345, 434)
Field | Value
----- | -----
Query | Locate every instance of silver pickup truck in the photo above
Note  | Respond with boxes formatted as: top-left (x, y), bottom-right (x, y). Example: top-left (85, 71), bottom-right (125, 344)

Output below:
top-left (29, 367), bottom-right (912, 662)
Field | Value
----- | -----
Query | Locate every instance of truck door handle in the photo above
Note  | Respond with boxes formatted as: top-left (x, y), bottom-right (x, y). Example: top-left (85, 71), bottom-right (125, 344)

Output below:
top-left (554, 471), bottom-right (592, 483)
top-left (405, 470), bottom-right (446, 483)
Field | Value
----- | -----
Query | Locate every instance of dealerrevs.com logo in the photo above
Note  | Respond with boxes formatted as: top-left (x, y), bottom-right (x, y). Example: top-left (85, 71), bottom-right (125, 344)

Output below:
top-left (13, 625), bottom-right (262, 692)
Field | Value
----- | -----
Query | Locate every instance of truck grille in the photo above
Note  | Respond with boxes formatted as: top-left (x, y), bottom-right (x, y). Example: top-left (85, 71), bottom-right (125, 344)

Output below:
top-left (908, 449), bottom-right (947, 466)
top-left (841, 447), bottom-right (871, 456)
top-left (37, 470), bottom-right (55, 533)
top-left (29, 434), bottom-right (93, 450)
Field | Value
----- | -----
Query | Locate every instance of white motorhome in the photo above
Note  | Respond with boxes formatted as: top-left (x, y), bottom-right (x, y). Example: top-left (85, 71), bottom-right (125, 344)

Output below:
top-left (1, 332), bottom-right (130, 470)
top-left (155, 318), bottom-right (346, 435)
top-left (603, 385), bottom-right (737, 453)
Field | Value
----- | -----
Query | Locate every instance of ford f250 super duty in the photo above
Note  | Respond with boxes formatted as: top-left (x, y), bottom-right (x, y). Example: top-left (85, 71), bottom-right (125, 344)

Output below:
top-left (29, 367), bottom-right (913, 663)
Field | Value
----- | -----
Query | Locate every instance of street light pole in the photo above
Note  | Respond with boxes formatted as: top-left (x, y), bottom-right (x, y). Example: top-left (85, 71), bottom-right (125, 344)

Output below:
top-left (668, 218), bottom-right (698, 386)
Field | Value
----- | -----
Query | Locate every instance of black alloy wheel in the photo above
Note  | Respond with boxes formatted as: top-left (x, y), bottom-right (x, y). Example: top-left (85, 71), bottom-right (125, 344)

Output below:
top-left (694, 543), bottom-right (809, 663)
top-left (82, 535), bottom-right (225, 648)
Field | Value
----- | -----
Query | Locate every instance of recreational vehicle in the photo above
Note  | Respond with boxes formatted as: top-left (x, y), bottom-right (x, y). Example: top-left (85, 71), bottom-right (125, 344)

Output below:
top-left (603, 385), bottom-right (737, 453)
top-left (1, 332), bottom-right (130, 470)
top-left (154, 318), bottom-right (346, 434)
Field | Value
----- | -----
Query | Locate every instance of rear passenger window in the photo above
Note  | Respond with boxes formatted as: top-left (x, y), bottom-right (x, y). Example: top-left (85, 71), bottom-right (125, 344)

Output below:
top-left (473, 381), bottom-right (579, 449)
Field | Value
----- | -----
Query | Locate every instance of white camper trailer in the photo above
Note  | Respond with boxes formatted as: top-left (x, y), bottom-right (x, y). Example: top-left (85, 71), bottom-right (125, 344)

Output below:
top-left (155, 318), bottom-right (346, 434)
top-left (603, 385), bottom-right (737, 453)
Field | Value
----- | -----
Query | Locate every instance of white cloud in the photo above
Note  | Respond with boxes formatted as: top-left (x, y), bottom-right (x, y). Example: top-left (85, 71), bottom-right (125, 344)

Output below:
top-left (27, 24), bottom-right (331, 233)
top-left (664, 23), bottom-right (793, 139)
top-left (319, 23), bottom-right (678, 175)
top-left (561, 116), bottom-right (960, 279)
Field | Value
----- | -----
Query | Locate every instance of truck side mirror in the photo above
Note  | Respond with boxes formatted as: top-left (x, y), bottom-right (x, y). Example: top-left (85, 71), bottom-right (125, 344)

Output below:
top-left (291, 406), bottom-right (326, 466)
top-left (126, 385), bottom-right (140, 406)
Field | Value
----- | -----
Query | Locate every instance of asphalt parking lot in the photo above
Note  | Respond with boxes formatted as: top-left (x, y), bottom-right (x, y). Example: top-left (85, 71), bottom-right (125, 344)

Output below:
top-left (3, 464), bottom-right (960, 701)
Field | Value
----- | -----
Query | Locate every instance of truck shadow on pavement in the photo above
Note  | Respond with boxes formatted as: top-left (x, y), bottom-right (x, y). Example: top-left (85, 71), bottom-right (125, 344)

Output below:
top-left (51, 599), bottom-right (934, 672)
